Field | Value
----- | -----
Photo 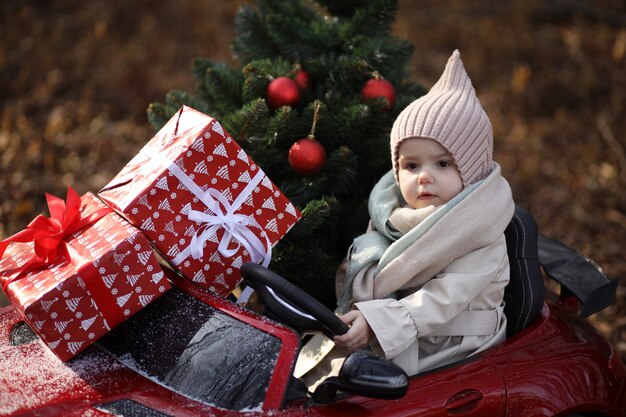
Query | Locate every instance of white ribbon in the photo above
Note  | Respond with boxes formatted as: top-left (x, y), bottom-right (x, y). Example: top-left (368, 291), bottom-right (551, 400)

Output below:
top-left (142, 149), bottom-right (272, 268)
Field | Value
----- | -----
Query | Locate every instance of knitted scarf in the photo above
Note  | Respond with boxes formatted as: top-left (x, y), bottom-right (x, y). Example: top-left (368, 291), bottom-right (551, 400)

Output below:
top-left (337, 163), bottom-right (514, 312)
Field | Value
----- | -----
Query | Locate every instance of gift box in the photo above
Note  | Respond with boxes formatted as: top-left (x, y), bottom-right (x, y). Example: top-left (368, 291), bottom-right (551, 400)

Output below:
top-left (99, 106), bottom-right (301, 296)
top-left (0, 188), bottom-right (170, 361)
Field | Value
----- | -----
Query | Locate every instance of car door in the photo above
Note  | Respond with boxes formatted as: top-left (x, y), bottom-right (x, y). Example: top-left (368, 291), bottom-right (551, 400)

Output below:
top-left (310, 355), bottom-right (506, 417)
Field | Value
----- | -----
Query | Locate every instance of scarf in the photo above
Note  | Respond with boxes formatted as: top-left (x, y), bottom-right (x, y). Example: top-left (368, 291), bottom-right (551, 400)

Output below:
top-left (337, 163), bottom-right (514, 312)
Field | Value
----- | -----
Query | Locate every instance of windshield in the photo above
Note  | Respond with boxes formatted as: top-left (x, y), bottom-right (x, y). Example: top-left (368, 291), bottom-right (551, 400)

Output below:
top-left (97, 288), bottom-right (282, 411)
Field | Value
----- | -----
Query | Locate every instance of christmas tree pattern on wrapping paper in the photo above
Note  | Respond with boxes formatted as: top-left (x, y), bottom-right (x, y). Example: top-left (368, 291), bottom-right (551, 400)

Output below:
top-left (3, 193), bottom-right (170, 361)
top-left (151, 271), bottom-right (165, 285)
top-left (214, 121), bottom-right (298, 228)
top-left (108, 116), bottom-right (301, 246)
top-left (98, 111), bottom-right (300, 296)
top-left (53, 227), bottom-right (168, 356)
top-left (81, 316), bottom-right (97, 331)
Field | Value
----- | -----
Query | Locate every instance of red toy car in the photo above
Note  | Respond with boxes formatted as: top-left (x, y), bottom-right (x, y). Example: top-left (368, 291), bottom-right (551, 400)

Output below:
top-left (1, 207), bottom-right (624, 417)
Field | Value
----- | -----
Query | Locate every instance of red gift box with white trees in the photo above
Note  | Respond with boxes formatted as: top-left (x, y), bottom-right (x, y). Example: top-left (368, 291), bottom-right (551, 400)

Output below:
top-left (0, 190), bottom-right (170, 361)
top-left (99, 106), bottom-right (301, 296)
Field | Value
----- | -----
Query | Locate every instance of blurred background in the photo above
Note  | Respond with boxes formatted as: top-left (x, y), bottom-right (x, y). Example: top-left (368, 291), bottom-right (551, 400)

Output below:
top-left (1, 0), bottom-right (625, 358)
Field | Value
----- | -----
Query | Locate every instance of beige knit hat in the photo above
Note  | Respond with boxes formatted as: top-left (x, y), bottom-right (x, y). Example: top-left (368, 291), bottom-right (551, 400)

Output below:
top-left (390, 50), bottom-right (493, 187)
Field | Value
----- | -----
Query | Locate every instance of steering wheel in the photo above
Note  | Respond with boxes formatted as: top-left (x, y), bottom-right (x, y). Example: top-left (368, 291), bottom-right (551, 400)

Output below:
top-left (240, 262), bottom-right (349, 338)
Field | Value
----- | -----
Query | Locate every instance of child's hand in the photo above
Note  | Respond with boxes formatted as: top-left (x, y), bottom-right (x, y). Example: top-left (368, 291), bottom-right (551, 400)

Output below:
top-left (333, 310), bottom-right (373, 352)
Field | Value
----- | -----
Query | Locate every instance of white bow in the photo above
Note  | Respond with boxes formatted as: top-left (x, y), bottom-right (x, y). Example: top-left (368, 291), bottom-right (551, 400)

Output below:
top-left (143, 149), bottom-right (272, 268)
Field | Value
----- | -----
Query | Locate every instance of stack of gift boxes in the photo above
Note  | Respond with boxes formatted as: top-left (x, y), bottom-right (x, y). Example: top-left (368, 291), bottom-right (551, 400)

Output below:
top-left (0, 106), bottom-right (301, 361)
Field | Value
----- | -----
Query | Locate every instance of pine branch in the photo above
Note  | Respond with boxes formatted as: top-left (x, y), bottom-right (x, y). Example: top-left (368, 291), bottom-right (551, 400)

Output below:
top-left (264, 11), bottom-right (328, 60)
top-left (314, 0), bottom-right (377, 17)
top-left (337, 0), bottom-right (398, 39)
top-left (192, 59), bottom-right (244, 116)
top-left (147, 90), bottom-right (209, 129)
top-left (321, 146), bottom-right (358, 196)
top-left (371, 37), bottom-right (415, 80)
top-left (288, 196), bottom-right (335, 238)
top-left (221, 98), bottom-right (269, 143)
top-left (233, 5), bottom-right (280, 63)
top-left (146, 103), bottom-right (171, 130)
top-left (267, 106), bottom-right (298, 146)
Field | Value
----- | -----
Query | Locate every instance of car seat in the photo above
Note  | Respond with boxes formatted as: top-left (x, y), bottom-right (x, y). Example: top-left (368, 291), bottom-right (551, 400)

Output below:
top-left (503, 206), bottom-right (545, 337)
top-left (503, 206), bottom-right (617, 337)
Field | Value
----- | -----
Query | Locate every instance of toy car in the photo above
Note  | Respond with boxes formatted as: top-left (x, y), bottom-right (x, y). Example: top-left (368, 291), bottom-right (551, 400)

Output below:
top-left (1, 206), bottom-right (624, 416)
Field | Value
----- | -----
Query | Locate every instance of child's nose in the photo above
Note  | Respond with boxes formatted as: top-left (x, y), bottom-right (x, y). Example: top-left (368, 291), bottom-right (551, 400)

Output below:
top-left (418, 170), bottom-right (432, 184)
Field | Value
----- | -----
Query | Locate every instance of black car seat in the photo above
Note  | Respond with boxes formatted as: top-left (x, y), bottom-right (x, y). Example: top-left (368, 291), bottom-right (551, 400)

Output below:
top-left (504, 205), bottom-right (618, 337)
top-left (503, 206), bottom-right (545, 337)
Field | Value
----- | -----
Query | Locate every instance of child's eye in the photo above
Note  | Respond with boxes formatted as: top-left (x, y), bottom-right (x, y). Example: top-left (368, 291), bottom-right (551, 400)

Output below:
top-left (404, 162), bottom-right (419, 170)
top-left (436, 160), bottom-right (454, 168)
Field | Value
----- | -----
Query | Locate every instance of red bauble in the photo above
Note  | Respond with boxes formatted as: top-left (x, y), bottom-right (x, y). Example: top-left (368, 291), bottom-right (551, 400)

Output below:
top-left (266, 77), bottom-right (301, 110)
top-left (288, 138), bottom-right (326, 176)
top-left (360, 78), bottom-right (396, 112)
top-left (294, 69), bottom-right (311, 91)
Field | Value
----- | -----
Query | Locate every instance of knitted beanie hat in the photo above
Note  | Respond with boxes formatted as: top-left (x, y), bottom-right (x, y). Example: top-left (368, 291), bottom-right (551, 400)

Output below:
top-left (390, 50), bottom-right (493, 187)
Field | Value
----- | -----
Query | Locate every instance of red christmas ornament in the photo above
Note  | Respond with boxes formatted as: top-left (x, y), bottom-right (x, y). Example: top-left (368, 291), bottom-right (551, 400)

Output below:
top-left (289, 138), bottom-right (326, 176)
top-left (360, 75), bottom-right (396, 112)
top-left (289, 100), bottom-right (326, 176)
top-left (294, 69), bottom-right (311, 91)
top-left (266, 77), bottom-right (301, 110)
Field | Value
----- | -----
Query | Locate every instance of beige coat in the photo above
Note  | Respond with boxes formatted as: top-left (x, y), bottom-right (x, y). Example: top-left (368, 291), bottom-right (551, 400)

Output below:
top-left (355, 234), bottom-right (509, 375)
top-left (303, 237), bottom-right (509, 389)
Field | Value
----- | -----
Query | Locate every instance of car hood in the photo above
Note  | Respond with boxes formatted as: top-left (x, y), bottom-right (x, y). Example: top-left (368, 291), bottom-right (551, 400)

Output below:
top-left (0, 280), bottom-right (301, 416)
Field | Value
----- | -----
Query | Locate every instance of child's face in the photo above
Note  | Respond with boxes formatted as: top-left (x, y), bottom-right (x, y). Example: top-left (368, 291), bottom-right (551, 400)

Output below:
top-left (397, 138), bottom-right (463, 209)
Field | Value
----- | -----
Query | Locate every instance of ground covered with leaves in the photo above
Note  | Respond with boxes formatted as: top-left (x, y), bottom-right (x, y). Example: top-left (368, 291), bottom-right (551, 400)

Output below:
top-left (1, 0), bottom-right (625, 357)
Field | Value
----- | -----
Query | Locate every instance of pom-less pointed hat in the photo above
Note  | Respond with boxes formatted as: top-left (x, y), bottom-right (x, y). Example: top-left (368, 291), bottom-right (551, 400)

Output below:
top-left (390, 50), bottom-right (493, 187)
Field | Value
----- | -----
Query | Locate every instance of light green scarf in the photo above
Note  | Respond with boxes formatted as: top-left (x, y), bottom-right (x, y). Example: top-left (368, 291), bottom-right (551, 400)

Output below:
top-left (337, 163), bottom-right (514, 312)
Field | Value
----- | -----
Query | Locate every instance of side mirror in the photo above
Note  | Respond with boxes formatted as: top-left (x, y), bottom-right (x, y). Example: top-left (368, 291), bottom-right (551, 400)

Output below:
top-left (312, 351), bottom-right (408, 403)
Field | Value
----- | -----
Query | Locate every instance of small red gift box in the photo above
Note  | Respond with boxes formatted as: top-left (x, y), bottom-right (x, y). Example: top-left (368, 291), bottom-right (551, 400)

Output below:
top-left (0, 189), bottom-right (170, 361)
top-left (99, 105), bottom-right (301, 296)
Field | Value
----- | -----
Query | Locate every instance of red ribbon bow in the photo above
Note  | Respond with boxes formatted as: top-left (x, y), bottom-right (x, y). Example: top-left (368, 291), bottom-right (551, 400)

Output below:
top-left (0, 187), bottom-right (111, 289)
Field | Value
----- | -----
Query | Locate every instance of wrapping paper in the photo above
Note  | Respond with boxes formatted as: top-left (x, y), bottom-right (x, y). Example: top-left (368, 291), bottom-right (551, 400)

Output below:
top-left (0, 191), bottom-right (170, 361)
top-left (99, 106), bottom-right (301, 296)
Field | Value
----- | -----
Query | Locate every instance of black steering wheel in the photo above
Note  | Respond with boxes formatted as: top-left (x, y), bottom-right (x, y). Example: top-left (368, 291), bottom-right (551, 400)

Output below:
top-left (240, 262), bottom-right (349, 338)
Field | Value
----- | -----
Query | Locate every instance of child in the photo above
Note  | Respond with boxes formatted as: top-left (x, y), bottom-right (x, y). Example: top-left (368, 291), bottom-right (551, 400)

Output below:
top-left (303, 50), bottom-right (515, 387)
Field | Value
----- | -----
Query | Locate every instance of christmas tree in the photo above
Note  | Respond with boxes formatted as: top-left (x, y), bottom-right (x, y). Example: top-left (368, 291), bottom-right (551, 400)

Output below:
top-left (147, 0), bottom-right (425, 307)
